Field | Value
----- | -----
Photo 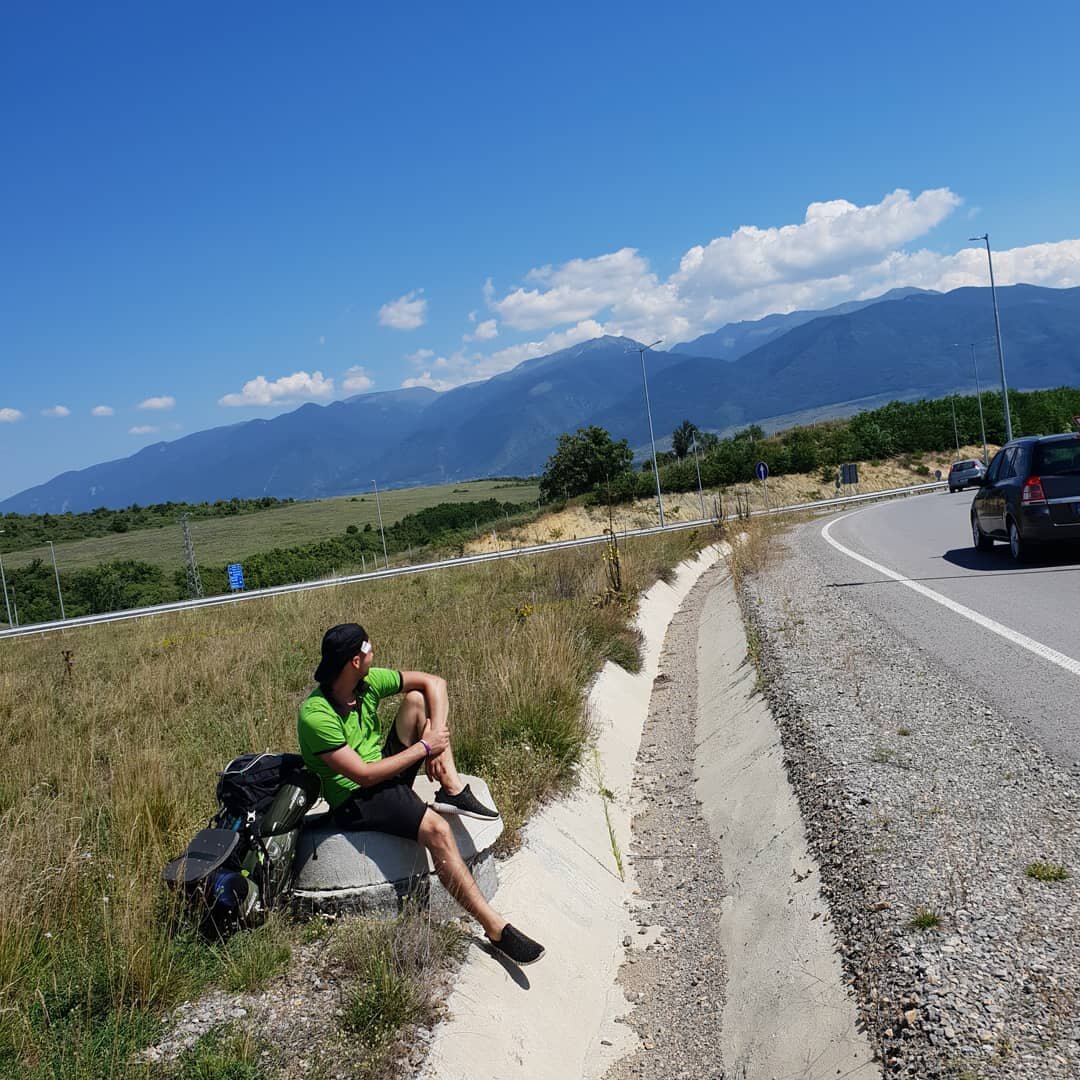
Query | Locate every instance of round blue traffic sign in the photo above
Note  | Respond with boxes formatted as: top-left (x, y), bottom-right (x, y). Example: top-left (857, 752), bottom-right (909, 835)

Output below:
top-left (755, 461), bottom-right (769, 481)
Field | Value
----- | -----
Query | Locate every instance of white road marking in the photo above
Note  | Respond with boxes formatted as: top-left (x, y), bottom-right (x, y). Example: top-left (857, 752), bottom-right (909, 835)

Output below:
top-left (821, 512), bottom-right (1080, 679)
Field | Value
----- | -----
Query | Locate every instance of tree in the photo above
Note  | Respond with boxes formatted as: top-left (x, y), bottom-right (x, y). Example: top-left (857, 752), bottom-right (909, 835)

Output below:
top-left (671, 420), bottom-right (698, 460)
top-left (540, 426), bottom-right (633, 501)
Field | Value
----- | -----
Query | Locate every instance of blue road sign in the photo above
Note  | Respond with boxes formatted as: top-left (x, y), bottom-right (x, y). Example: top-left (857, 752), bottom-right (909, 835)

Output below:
top-left (755, 461), bottom-right (769, 481)
top-left (227, 563), bottom-right (245, 591)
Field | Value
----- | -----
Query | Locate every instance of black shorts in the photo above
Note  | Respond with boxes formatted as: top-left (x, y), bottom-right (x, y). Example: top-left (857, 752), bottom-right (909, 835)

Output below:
top-left (330, 727), bottom-right (428, 841)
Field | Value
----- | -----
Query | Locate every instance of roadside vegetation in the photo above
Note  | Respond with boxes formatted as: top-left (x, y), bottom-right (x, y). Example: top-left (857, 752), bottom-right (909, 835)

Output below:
top-left (0, 480), bottom-right (540, 561)
top-left (3, 495), bottom-right (542, 626)
top-left (0, 526), bottom-right (708, 1077)
top-left (543, 386), bottom-right (1080, 504)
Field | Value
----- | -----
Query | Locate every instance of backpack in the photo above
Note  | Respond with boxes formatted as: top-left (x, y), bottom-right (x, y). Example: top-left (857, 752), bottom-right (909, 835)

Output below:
top-left (214, 752), bottom-right (311, 827)
top-left (163, 752), bottom-right (320, 935)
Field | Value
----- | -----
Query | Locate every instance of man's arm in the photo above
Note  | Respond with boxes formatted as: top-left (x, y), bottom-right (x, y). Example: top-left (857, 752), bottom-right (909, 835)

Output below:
top-left (320, 723), bottom-right (449, 788)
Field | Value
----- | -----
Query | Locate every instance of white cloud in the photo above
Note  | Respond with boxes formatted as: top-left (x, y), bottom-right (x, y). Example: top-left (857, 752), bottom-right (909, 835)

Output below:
top-left (401, 372), bottom-right (456, 392)
top-left (474, 188), bottom-right (1080, 353)
top-left (397, 187), bottom-right (1080, 394)
top-left (378, 290), bottom-right (427, 330)
top-left (489, 248), bottom-right (657, 331)
top-left (218, 371), bottom-right (335, 407)
top-left (480, 321), bottom-right (606, 375)
top-left (342, 366), bottom-right (374, 394)
top-left (41, 405), bottom-right (71, 418)
top-left (137, 395), bottom-right (176, 411)
top-left (464, 318), bottom-right (498, 342)
top-left (91, 405), bottom-right (114, 417)
top-left (0, 408), bottom-right (23, 423)
top-left (129, 425), bottom-right (158, 435)
top-left (673, 188), bottom-right (961, 299)
top-left (403, 321), bottom-right (607, 392)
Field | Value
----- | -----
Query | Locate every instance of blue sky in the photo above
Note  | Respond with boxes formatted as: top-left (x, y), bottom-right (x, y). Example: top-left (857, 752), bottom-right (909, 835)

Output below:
top-left (3, 1), bottom-right (1080, 501)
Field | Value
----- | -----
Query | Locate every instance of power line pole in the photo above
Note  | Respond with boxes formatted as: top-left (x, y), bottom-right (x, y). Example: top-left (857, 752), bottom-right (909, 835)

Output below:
top-left (0, 553), bottom-right (11, 626)
top-left (371, 480), bottom-right (389, 568)
top-left (180, 513), bottom-right (203, 599)
top-left (637, 339), bottom-right (665, 527)
top-left (46, 540), bottom-right (66, 620)
top-left (0, 533), bottom-right (11, 626)
top-left (691, 430), bottom-right (705, 517)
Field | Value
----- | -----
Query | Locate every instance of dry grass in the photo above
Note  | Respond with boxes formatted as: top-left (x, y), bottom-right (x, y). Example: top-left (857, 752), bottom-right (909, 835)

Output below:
top-left (0, 526), bottom-right (708, 1075)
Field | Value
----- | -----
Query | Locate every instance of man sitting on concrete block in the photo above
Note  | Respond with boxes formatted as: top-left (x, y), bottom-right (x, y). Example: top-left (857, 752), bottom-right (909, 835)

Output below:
top-left (297, 622), bottom-right (545, 965)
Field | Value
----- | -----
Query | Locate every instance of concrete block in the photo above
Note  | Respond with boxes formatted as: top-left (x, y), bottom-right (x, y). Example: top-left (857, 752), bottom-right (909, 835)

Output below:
top-left (292, 774), bottom-right (502, 918)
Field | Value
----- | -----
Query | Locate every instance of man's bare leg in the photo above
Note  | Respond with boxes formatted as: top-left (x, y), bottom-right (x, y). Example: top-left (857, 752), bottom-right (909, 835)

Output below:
top-left (407, 715), bottom-right (545, 963)
top-left (394, 689), bottom-right (467, 794)
top-left (416, 809), bottom-right (505, 938)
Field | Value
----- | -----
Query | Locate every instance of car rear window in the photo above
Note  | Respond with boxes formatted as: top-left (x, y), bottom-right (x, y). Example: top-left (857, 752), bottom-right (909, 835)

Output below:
top-left (951, 460), bottom-right (979, 470)
top-left (1032, 440), bottom-right (1080, 475)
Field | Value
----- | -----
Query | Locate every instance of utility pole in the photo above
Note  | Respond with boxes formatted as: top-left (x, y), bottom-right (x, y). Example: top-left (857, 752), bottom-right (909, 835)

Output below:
top-left (691, 430), bottom-right (705, 517)
top-left (46, 540), bottom-right (66, 620)
top-left (180, 513), bottom-right (203, 599)
top-left (970, 343), bottom-right (989, 465)
top-left (0, 532), bottom-right (11, 626)
top-left (371, 480), bottom-right (389, 568)
top-left (637, 339), bottom-right (665, 527)
top-left (950, 398), bottom-right (961, 457)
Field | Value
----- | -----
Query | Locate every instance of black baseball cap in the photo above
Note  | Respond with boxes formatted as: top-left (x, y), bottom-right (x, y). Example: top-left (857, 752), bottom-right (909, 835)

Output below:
top-left (314, 623), bottom-right (369, 685)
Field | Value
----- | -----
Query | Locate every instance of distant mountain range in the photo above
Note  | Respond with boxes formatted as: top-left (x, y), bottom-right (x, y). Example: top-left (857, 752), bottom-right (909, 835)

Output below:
top-left (5, 283), bottom-right (1080, 513)
top-left (671, 287), bottom-right (933, 361)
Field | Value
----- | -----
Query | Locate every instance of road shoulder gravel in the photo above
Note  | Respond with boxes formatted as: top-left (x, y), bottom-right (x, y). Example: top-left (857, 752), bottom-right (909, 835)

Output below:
top-left (741, 517), bottom-right (1079, 1078)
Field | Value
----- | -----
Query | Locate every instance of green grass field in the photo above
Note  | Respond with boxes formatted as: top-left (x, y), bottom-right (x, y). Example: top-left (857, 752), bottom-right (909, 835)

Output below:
top-left (3, 479), bottom-right (539, 574)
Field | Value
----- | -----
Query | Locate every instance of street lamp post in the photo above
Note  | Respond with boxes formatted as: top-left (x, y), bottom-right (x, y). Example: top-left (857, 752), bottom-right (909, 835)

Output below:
top-left (46, 540), bottom-right (65, 620)
top-left (950, 397), bottom-right (961, 457)
top-left (371, 480), bottom-right (389, 569)
top-left (952, 341), bottom-right (990, 466)
top-left (638, 339), bottom-right (665, 527)
top-left (969, 233), bottom-right (1013, 442)
top-left (690, 430), bottom-right (705, 518)
top-left (967, 343), bottom-right (989, 465)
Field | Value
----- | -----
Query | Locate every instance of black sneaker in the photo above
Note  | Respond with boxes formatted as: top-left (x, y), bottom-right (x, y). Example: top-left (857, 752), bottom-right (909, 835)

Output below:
top-left (488, 924), bottom-right (545, 965)
top-left (432, 783), bottom-right (498, 820)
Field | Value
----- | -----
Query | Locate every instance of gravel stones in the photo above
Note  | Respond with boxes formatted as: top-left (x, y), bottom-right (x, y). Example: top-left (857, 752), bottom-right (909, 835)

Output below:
top-left (742, 522), bottom-right (1079, 1078)
top-left (605, 568), bottom-right (730, 1080)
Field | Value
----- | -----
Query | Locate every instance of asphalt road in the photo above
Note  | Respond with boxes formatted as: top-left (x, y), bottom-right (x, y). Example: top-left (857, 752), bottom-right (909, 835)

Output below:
top-left (810, 489), bottom-right (1080, 766)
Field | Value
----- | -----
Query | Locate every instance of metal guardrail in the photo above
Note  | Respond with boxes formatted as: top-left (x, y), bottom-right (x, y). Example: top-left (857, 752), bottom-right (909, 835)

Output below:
top-left (0, 480), bottom-right (945, 641)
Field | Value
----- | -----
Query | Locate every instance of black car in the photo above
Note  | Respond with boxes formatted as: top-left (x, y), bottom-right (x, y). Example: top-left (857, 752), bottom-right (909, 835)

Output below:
top-left (971, 433), bottom-right (1080, 560)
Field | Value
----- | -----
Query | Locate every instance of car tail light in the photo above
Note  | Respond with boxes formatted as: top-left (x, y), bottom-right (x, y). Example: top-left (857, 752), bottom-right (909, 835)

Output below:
top-left (1021, 476), bottom-right (1047, 505)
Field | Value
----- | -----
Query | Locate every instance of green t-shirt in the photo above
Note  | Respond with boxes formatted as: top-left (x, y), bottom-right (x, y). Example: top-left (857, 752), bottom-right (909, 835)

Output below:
top-left (297, 667), bottom-right (404, 809)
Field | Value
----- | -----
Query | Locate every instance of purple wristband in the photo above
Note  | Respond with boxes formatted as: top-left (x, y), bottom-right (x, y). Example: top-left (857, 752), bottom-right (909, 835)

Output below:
top-left (420, 739), bottom-right (432, 757)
